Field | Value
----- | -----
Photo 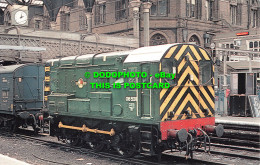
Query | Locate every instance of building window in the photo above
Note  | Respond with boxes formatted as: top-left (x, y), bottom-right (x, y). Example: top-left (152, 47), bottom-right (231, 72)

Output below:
top-left (95, 2), bottom-right (106, 25)
top-left (60, 11), bottom-right (70, 31)
top-left (150, 33), bottom-right (168, 46)
top-left (115, 0), bottom-right (128, 21)
top-left (230, 5), bottom-right (237, 25)
top-left (4, 11), bottom-right (11, 26)
top-left (186, 0), bottom-right (195, 17)
top-left (79, 10), bottom-right (86, 29)
top-left (0, 9), bottom-right (4, 25)
top-left (206, 0), bottom-right (218, 21)
top-left (230, 3), bottom-right (242, 25)
top-left (206, 0), bottom-right (213, 21)
top-left (151, 0), bottom-right (168, 16)
top-left (186, 0), bottom-right (202, 19)
top-left (189, 35), bottom-right (200, 45)
top-left (35, 20), bottom-right (41, 29)
top-left (248, 40), bottom-right (260, 52)
top-left (252, 9), bottom-right (257, 28)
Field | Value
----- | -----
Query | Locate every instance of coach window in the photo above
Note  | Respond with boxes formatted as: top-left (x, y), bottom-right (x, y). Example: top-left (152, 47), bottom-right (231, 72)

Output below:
top-left (199, 61), bottom-right (212, 85)
top-left (2, 90), bottom-right (8, 98)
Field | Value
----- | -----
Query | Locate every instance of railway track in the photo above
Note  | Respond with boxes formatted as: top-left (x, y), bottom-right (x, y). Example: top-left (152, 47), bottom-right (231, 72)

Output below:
top-left (0, 128), bottom-right (227, 165)
top-left (0, 129), bottom-right (220, 165)
top-left (220, 123), bottom-right (259, 132)
top-left (164, 143), bottom-right (259, 165)
top-left (210, 124), bottom-right (260, 148)
top-left (198, 144), bottom-right (260, 161)
top-left (0, 127), bottom-right (259, 165)
top-left (0, 131), bottom-right (156, 165)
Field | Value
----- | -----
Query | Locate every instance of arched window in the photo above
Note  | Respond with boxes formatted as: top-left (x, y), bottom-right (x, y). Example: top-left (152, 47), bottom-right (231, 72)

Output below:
top-left (150, 33), bottom-right (168, 46)
top-left (189, 35), bottom-right (200, 45)
top-left (0, 9), bottom-right (4, 25)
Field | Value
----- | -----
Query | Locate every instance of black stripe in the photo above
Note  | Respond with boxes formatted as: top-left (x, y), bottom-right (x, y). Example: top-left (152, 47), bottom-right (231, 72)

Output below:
top-left (161, 86), bottom-right (213, 120)
top-left (186, 46), bottom-right (198, 61)
top-left (188, 46), bottom-right (201, 61)
top-left (160, 86), bottom-right (185, 119)
top-left (176, 47), bottom-right (189, 62)
top-left (171, 45), bottom-right (183, 59)
top-left (175, 46), bottom-right (198, 63)
top-left (189, 87), bottom-right (200, 105)
top-left (171, 45), bottom-right (180, 58)
top-left (174, 89), bottom-right (201, 120)
top-left (160, 87), bottom-right (173, 104)
top-left (171, 87), bottom-right (191, 113)
top-left (189, 88), bottom-right (204, 118)
top-left (180, 76), bottom-right (198, 86)
top-left (203, 86), bottom-right (214, 102)
top-left (176, 101), bottom-right (200, 120)
top-left (195, 86), bottom-right (214, 114)
top-left (178, 61), bottom-right (199, 78)
top-left (194, 46), bottom-right (205, 61)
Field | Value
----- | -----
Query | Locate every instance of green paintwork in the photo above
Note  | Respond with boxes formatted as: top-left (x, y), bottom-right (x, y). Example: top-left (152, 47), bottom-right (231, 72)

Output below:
top-left (47, 50), bottom-right (164, 125)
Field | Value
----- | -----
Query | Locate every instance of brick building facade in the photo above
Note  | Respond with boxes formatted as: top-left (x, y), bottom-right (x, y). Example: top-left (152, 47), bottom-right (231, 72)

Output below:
top-left (64, 0), bottom-right (260, 48)
top-left (0, 0), bottom-right (259, 48)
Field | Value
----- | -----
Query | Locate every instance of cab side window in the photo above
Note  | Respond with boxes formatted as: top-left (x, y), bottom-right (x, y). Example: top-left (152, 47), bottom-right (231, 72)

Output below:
top-left (199, 61), bottom-right (212, 85)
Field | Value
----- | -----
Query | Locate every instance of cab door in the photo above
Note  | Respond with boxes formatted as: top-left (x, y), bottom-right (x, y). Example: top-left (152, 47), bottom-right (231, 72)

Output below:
top-left (141, 64), bottom-right (151, 118)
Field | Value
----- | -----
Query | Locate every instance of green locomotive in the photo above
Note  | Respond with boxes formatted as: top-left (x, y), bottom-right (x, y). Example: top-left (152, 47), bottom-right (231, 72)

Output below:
top-left (46, 44), bottom-right (223, 158)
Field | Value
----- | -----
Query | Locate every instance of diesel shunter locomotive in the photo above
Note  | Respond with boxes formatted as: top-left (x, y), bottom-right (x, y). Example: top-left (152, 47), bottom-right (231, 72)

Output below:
top-left (46, 44), bottom-right (224, 159)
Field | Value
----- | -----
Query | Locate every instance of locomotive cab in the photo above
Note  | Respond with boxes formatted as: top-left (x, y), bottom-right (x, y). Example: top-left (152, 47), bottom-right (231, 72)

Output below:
top-left (158, 44), bottom-right (224, 156)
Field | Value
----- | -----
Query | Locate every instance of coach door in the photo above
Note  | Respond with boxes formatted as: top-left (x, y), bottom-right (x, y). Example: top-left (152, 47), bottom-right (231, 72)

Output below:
top-left (141, 64), bottom-right (151, 118)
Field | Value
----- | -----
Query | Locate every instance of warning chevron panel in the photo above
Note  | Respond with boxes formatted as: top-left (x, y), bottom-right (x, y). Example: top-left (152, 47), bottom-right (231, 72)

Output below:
top-left (160, 44), bottom-right (214, 121)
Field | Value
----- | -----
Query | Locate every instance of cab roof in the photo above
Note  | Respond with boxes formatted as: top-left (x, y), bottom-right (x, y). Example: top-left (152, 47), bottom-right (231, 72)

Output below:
top-left (124, 44), bottom-right (177, 63)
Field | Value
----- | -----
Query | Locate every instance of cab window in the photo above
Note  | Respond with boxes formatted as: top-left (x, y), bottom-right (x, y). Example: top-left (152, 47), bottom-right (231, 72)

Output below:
top-left (199, 61), bottom-right (212, 85)
top-left (162, 59), bottom-right (177, 85)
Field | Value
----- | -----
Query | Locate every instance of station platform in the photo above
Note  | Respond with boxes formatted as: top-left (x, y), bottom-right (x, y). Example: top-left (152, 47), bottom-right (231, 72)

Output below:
top-left (215, 116), bottom-right (260, 127)
top-left (0, 154), bottom-right (30, 165)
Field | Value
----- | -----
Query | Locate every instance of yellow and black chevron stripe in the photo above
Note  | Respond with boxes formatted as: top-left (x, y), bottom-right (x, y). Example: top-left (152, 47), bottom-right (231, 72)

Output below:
top-left (160, 44), bottom-right (214, 121)
top-left (44, 65), bottom-right (51, 101)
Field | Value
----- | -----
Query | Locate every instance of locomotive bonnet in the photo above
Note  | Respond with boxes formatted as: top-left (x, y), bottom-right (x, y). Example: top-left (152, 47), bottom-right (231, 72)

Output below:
top-left (46, 43), bottom-right (224, 158)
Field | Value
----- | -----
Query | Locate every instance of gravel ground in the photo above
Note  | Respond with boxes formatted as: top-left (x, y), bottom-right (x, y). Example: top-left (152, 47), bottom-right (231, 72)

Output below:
top-left (0, 133), bottom-right (127, 165)
top-left (0, 131), bottom-right (259, 165)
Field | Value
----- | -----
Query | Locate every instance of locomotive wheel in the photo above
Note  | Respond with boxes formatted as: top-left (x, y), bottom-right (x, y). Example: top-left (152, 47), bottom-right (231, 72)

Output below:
top-left (87, 134), bottom-right (105, 152)
top-left (65, 132), bottom-right (81, 146)
top-left (113, 134), bottom-right (137, 158)
top-left (112, 133), bottom-right (137, 158)
top-left (88, 141), bottom-right (105, 152)
top-left (65, 137), bottom-right (80, 146)
top-left (115, 142), bottom-right (137, 158)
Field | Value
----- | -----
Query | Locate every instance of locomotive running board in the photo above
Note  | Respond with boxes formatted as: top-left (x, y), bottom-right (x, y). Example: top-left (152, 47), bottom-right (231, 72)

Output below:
top-left (58, 122), bottom-right (115, 136)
